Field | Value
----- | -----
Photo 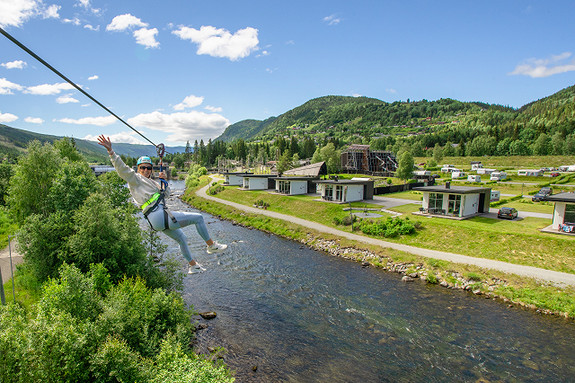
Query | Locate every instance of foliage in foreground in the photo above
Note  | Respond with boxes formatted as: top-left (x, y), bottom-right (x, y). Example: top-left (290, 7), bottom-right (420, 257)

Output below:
top-left (0, 264), bottom-right (234, 383)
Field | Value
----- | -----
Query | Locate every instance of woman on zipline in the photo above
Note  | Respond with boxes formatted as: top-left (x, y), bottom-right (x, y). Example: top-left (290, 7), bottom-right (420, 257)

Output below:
top-left (97, 135), bottom-right (226, 274)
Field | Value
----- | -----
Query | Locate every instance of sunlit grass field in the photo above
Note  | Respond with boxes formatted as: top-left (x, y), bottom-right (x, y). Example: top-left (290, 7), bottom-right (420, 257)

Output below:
top-left (208, 183), bottom-right (575, 274)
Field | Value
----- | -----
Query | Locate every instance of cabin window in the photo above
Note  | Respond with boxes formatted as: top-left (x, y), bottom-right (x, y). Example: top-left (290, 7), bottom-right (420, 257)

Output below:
top-left (565, 204), bottom-right (575, 224)
top-left (429, 193), bottom-right (443, 210)
top-left (448, 194), bottom-right (462, 216)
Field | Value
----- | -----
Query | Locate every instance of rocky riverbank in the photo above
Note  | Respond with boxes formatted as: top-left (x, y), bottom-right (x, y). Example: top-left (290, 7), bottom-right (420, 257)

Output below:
top-left (299, 234), bottom-right (571, 319)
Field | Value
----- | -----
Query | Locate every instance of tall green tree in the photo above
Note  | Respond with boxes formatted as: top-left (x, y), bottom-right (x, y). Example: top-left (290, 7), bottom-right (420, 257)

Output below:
top-left (7, 140), bottom-right (62, 223)
top-left (396, 151), bottom-right (414, 182)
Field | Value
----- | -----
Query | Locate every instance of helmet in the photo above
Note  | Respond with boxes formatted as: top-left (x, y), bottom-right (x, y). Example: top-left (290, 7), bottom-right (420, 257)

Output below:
top-left (137, 156), bottom-right (152, 166)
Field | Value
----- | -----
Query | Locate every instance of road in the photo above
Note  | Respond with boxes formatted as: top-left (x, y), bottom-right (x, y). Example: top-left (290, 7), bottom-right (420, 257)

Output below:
top-left (196, 179), bottom-right (575, 287)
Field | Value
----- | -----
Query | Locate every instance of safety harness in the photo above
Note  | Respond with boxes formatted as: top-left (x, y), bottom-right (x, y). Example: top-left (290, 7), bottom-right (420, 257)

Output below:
top-left (142, 143), bottom-right (177, 231)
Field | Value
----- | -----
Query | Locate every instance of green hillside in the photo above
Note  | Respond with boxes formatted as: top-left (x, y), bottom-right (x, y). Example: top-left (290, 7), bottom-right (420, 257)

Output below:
top-left (216, 85), bottom-right (575, 158)
top-left (0, 124), bottom-right (187, 162)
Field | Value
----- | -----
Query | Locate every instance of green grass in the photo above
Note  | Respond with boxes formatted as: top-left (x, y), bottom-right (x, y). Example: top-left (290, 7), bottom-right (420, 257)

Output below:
top-left (206, 182), bottom-right (575, 275)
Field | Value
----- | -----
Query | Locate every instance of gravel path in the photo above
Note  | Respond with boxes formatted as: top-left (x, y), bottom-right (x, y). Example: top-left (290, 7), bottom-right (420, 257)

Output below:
top-left (197, 180), bottom-right (575, 287)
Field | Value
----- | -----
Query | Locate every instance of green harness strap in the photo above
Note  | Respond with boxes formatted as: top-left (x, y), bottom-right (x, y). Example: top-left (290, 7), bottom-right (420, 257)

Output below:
top-left (142, 192), bottom-right (161, 212)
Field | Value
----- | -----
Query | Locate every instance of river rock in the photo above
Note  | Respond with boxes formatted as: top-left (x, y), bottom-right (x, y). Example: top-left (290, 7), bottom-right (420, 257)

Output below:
top-left (402, 276), bottom-right (414, 282)
top-left (199, 311), bottom-right (217, 320)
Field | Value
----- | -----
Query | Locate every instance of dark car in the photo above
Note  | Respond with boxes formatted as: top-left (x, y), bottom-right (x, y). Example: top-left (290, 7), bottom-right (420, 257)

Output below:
top-left (550, 172), bottom-right (560, 177)
top-left (498, 207), bottom-right (518, 220)
top-left (532, 187), bottom-right (553, 202)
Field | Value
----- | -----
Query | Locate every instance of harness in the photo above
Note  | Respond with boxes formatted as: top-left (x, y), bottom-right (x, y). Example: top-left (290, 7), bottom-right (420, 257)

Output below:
top-left (142, 143), bottom-right (177, 231)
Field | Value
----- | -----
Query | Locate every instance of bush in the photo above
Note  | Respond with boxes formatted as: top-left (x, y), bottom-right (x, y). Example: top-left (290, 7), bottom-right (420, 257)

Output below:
top-left (357, 216), bottom-right (419, 238)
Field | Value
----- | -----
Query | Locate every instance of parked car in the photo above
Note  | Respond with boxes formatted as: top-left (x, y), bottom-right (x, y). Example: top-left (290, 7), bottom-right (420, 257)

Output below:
top-left (497, 207), bottom-right (518, 220)
top-left (550, 172), bottom-right (560, 177)
top-left (532, 187), bottom-right (553, 202)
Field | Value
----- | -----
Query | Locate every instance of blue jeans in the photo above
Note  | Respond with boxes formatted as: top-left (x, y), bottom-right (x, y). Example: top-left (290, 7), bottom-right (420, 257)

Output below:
top-left (146, 204), bottom-right (210, 262)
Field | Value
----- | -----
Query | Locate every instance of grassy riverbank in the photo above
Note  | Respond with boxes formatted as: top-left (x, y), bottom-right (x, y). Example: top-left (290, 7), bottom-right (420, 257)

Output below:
top-left (183, 176), bottom-right (575, 319)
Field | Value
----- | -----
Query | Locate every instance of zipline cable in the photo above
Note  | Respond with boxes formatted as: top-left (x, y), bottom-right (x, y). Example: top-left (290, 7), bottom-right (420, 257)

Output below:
top-left (0, 26), bottom-right (159, 148)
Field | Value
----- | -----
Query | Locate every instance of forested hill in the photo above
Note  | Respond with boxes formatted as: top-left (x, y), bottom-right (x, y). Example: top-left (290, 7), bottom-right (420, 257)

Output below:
top-left (0, 124), bottom-right (186, 162)
top-left (217, 86), bottom-right (575, 144)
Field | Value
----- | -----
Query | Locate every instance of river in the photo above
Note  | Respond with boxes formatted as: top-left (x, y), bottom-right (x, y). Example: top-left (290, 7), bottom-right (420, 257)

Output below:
top-left (163, 181), bottom-right (575, 382)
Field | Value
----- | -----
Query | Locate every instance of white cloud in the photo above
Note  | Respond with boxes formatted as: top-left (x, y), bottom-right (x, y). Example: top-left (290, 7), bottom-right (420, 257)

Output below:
top-left (0, 0), bottom-right (38, 27)
top-left (56, 94), bottom-right (80, 104)
top-left (173, 95), bottom-right (204, 111)
top-left (1, 60), bottom-right (27, 69)
top-left (43, 4), bottom-right (60, 19)
top-left (205, 105), bottom-right (222, 113)
top-left (133, 27), bottom-right (159, 49)
top-left (106, 14), bottom-right (159, 48)
top-left (386, 88), bottom-right (397, 94)
top-left (88, 75), bottom-right (99, 80)
top-left (25, 116), bottom-right (43, 124)
top-left (84, 132), bottom-right (147, 145)
top-left (173, 25), bottom-right (259, 61)
top-left (510, 52), bottom-right (575, 78)
top-left (57, 115), bottom-right (117, 126)
top-left (63, 17), bottom-right (81, 25)
top-left (128, 110), bottom-right (230, 143)
top-left (25, 82), bottom-right (74, 95)
top-left (0, 112), bottom-right (18, 123)
top-left (84, 24), bottom-right (100, 31)
top-left (106, 14), bottom-right (147, 31)
top-left (323, 14), bottom-right (341, 26)
top-left (0, 78), bottom-right (24, 94)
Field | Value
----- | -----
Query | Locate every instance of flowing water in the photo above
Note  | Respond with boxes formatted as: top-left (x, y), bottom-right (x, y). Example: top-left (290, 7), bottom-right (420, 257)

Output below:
top-left (163, 181), bottom-right (575, 382)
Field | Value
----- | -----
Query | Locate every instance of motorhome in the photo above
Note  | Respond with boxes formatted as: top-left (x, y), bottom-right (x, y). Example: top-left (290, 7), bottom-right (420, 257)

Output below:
top-left (451, 171), bottom-right (466, 179)
top-left (490, 172), bottom-right (507, 181)
top-left (517, 169), bottom-right (543, 177)
top-left (467, 175), bottom-right (481, 182)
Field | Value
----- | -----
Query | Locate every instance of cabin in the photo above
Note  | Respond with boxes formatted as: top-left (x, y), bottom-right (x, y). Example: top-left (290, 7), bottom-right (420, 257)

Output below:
top-left (313, 178), bottom-right (374, 203)
top-left (545, 192), bottom-right (575, 233)
top-left (272, 177), bottom-right (315, 195)
top-left (413, 183), bottom-right (491, 218)
top-left (242, 174), bottom-right (276, 190)
top-left (517, 169), bottom-right (543, 177)
top-left (222, 172), bottom-right (253, 186)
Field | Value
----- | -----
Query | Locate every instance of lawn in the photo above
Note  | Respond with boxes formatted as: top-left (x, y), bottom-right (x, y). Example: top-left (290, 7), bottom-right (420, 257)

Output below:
top-left (209, 183), bottom-right (575, 275)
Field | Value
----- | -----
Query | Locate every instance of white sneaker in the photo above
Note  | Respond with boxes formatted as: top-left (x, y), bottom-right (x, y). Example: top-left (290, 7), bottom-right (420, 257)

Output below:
top-left (207, 241), bottom-right (227, 254)
top-left (188, 263), bottom-right (206, 274)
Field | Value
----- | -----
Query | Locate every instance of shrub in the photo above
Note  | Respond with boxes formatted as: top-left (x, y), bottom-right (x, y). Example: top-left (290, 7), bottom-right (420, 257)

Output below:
top-left (357, 216), bottom-right (419, 238)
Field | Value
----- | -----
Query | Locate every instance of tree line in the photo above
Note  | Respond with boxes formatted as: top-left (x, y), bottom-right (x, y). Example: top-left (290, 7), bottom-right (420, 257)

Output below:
top-left (0, 138), bottom-right (234, 382)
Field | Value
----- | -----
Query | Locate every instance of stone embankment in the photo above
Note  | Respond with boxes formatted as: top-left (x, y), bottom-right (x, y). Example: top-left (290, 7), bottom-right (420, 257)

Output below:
top-left (300, 234), bottom-right (570, 319)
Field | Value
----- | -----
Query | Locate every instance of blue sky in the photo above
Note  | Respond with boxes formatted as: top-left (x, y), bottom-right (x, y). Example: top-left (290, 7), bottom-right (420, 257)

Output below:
top-left (1, 0), bottom-right (574, 146)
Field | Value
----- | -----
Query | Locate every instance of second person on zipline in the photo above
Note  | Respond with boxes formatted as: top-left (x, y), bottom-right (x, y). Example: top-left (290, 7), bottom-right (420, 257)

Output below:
top-left (97, 135), bottom-right (227, 274)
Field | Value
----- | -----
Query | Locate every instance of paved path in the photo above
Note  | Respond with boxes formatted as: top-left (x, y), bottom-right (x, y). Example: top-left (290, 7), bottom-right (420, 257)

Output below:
top-left (0, 241), bottom-right (21, 285)
top-left (197, 180), bottom-right (575, 287)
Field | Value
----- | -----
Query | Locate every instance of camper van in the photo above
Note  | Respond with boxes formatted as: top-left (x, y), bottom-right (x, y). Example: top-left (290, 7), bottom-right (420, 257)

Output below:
top-left (470, 162), bottom-right (483, 171)
top-left (477, 168), bottom-right (496, 175)
top-left (517, 169), bottom-right (543, 177)
top-left (490, 190), bottom-right (501, 202)
top-left (467, 175), bottom-right (481, 182)
top-left (490, 172), bottom-right (507, 181)
top-left (451, 171), bottom-right (466, 179)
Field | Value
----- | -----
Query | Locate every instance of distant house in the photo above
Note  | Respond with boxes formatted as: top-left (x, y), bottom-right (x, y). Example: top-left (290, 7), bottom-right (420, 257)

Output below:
top-left (222, 172), bottom-right (253, 186)
top-left (313, 178), bottom-right (374, 203)
top-left (545, 192), bottom-right (575, 232)
top-left (413, 183), bottom-right (491, 218)
top-left (242, 174), bottom-right (276, 190)
top-left (90, 165), bottom-right (115, 176)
